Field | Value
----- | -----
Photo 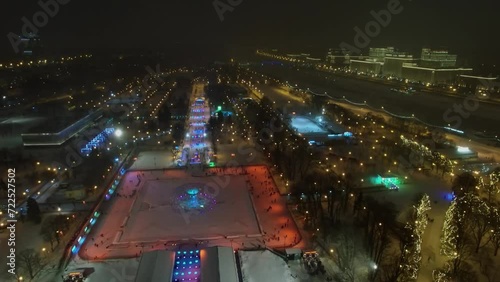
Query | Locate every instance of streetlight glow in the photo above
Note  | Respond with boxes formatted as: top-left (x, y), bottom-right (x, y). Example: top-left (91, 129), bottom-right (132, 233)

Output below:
top-left (114, 129), bottom-right (123, 137)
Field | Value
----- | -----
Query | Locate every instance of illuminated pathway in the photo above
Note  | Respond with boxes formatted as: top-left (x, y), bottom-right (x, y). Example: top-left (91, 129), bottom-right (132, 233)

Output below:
top-left (178, 83), bottom-right (212, 166)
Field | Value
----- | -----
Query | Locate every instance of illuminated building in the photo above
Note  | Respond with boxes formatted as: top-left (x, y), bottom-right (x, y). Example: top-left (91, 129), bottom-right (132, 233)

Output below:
top-left (401, 64), bottom-right (472, 85)
top-left (420, 48), bottom-right (457, 68)
top-left (347, 47), bottom-right (473, 84)
top-left (457, 74), bottom-right (499, 98)
top-left (134, 247), bottom-right (239, 282)
top-left (325, 48), bottom-right (368, 65)
top-left (19, 33), bottom-right (42, 57)
top-left (348, 47), bottom-right (414, 76)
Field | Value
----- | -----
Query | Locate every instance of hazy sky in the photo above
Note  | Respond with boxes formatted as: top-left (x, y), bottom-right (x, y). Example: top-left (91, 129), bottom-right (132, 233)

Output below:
top-left (1, 0), bottom-right (499, 64)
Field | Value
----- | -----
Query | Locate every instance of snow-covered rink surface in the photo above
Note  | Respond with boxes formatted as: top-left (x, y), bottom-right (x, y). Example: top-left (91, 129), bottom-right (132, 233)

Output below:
top-left (79, 165), bottom-right (301, 261)
top-left (120, 175), bottom-right (261, 242)
top-left (128, 150), bottom-right (174, 170)
top-left (290, 116), bottom-right (327, 134)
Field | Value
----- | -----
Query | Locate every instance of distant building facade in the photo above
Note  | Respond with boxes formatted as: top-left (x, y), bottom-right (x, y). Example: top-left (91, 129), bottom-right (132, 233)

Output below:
top-left (326, 48), bottom-right (368, 65)
top-left (457, 75), bottom-right (500, 98)
top-left (19, 33), bottom-right (42, 57)
top-left (420, 48), bottom-right (457, 68)
top-left (401, 64), bottom-right (472, 84)
top-left (347, 47), bottom-right (472, 84)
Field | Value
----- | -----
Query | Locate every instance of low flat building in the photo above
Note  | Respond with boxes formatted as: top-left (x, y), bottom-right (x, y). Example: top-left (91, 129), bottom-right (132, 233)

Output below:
top-left (401, 64), bottom-right (473, 84)
top-left (21, 109), bottom-right (104, 147)
top-left (134, 246), bottom-right (239, 282)
top-left (457, 74), bottom-right (499, 98)
top-left (349, 59), bottom-right (383, 75)
top-left (436, 146), bottom-right (478, 160)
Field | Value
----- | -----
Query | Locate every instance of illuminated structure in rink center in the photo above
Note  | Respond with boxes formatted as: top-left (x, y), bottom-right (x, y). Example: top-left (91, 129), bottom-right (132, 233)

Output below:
top-left (174, 186), bottom-right (217, 212)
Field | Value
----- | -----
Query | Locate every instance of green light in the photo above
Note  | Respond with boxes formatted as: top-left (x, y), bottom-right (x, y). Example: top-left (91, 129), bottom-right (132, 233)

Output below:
top-left (209, 162), bottom-right (215, 167)
top-left (375, 175), bottom-right (401, 188)
top-left (217, 106), bottom-right (222, 112)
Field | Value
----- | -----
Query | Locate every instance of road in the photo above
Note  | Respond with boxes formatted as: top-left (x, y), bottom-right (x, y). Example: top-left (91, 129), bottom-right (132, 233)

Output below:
top-left (249, 65), bottom-right (500, 136)
top-left (255, 82), bottom-right (500, 163)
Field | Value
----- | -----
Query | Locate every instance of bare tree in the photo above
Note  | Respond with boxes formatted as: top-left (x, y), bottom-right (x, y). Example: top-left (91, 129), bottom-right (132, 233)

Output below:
top-left (333, 229), bottom-right (357, 282)
top-left (480, 258), bottom-right (500, 282)
top-left (17, 248), bottom-right (44, 279)
top-left (464, 194), bottom-right (491, 253)
top-left (452, 172), bottom-right (478, 197)
top-left (379, 252), bottom-right (405, 282)
top-left (40, 224), bottom-right (56, 251)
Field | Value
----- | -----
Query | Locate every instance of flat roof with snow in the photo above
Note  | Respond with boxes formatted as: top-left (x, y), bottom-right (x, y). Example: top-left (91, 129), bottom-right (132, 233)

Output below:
top-left (134, 247), bottom-right (238, 282)
top-left (201, 246), bottom-right (239, 282)
top-left (135, 250), bottom-right (175, 282)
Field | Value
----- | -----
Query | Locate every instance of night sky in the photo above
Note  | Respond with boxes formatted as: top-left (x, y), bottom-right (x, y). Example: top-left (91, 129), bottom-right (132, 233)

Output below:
top-left (1, 0), bottom-right (499, 65)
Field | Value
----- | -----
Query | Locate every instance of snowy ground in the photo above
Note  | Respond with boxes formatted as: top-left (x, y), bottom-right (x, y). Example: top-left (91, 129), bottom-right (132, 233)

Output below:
top-left (128, 150), bottom-right (174, 170)
top-left (63, 258), bottom-right (139, 282)
top-left (239, 250), bottom-right (329, 282)
top-left (240, 250), bottom-right (295, 282)
top-left (79, 165), bottom-right (300, 261)
top-left (366, 173), bottom-right (453, 282)
top-left (120, 175), bottom-right (261, 242)
top-left (290, 116), bottom-right (327, 134)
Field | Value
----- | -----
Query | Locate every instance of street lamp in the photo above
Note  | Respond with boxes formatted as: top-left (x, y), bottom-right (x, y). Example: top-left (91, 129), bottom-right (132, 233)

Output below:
top-left (114, 129), bottom-right (123, 138)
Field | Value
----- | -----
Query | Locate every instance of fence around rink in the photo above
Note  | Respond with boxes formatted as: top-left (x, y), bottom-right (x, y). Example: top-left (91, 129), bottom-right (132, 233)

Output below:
top-left (60, 148), bottom-right (135, 268)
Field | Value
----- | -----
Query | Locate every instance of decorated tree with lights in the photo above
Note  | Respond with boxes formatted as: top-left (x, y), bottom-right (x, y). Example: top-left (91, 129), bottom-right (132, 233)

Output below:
top-left (439, 194), bottom-right (476, 278)
top-left (489, 207), bottom-right (500, 256)
top-left (398, 194), bottom-right (431, 281)
top-left (465, 193), bottom-right (491, 253)
top-left (482, 169), bottom-right (500, 204)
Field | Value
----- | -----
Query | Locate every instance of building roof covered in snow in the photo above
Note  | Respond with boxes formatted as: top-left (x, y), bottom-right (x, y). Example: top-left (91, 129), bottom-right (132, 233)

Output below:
top-left (134, 246), bottom-right (239, 282)
top-left (135, 250), bottom-right (175, 282)
top-left (201, 246), bottom-right (239, 282)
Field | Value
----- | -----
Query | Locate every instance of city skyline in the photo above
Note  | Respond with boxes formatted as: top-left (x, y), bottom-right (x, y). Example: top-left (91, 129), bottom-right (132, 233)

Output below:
top-left (1, 1), bottom-right (500, 281)
top-left (0, 0), bottom-right (499, 65)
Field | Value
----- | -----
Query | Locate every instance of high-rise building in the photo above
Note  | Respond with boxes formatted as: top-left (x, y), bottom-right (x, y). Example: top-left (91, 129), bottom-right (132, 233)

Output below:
top-left (420, 48), bottom-right (457, 68)
top-left (369, 47), bottom-right (395, 59)
top-left (19, 33), bottom-right (42, 57)
top-left (325, 48), bottom-right (367, 65)
top-left (348, 47), bottom-right (415, 76)
top-left (383, 54), bottom-right (415, 77)
top-left (347, 46), bottom-right (471, 84)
